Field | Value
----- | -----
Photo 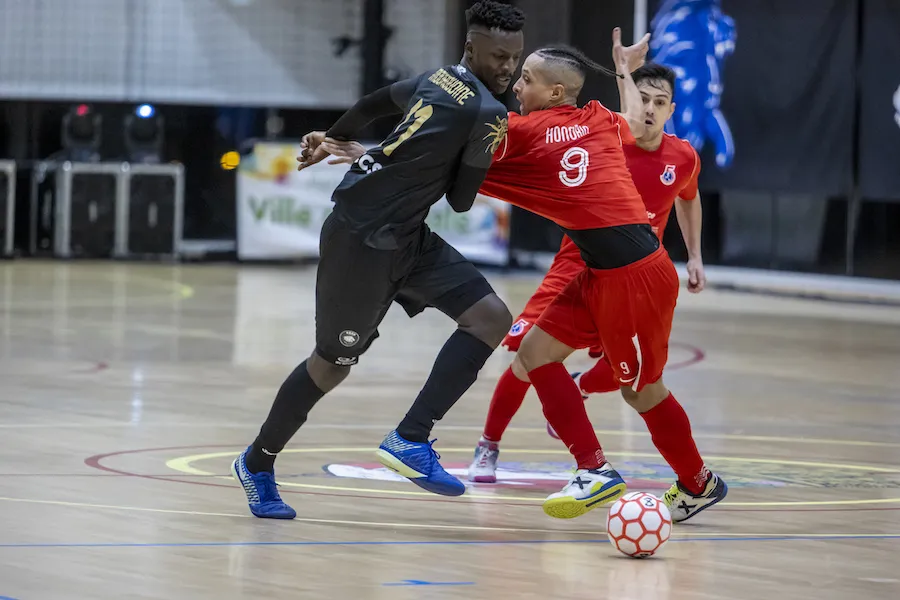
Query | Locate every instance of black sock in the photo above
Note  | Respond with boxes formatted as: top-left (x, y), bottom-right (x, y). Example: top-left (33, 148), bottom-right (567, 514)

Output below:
top-left (246, 360), bottom-right (326, 473)
top-left (397, 330), bottom-right (494, 443)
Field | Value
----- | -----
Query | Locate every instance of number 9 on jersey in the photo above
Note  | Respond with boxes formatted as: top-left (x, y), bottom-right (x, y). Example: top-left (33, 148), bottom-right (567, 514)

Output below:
top-left (559, 146), bottom-right (589, 188)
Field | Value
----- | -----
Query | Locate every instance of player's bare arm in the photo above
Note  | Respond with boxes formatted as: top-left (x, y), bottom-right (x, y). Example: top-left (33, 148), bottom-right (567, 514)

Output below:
top-left (675, 191), bottom-right (706, 293)
top-left (319, 138), bottom-right (367, 165)
top-left (612, 28), bottom-right (648, 139)
top-left (613, 28), bottom-right (651, 113)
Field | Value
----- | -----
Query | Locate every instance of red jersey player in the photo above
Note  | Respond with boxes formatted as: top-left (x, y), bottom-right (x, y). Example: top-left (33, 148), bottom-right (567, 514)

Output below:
top-left (470, 62), bottom-right (710, 481)
top-left (471, 31), bottom-right (727, 521)
top-left (474, 61), bottom-right (705, 449)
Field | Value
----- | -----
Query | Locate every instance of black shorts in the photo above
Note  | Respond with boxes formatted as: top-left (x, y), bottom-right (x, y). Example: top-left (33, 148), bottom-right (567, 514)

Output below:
top-left (314, 213), bottom-right (495, 366)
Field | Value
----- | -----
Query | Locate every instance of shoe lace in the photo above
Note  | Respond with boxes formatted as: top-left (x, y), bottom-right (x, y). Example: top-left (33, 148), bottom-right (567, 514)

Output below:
top-left (475, 444), bottom-right (496, 468)
top-left (663, 483), bottom-right (680, 506)
top-left (428, 439), bottom-right (441, 461)
top-left (255, 471), bottom-right (282, 503)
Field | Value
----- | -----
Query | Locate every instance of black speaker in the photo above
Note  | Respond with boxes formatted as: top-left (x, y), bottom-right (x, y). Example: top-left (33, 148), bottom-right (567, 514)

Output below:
top-left (123, 164), bottom-right (184, 257)
top-left (54, 162), bottom-right (124, 258)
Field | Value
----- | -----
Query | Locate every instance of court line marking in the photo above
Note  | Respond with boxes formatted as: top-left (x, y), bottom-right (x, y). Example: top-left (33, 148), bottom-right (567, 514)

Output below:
top-left (83, 444), bottom-right (900, 512)
top-left (9, 422), bottom-right (900, 449)
top-left (164, 447), bottom-right (900, 507)
top-left (1, 535), bottom-right (899, 549)
top-left (169, 447), bottom-right (900, 474)
top-left (0, 494), bottom-right (897, 544)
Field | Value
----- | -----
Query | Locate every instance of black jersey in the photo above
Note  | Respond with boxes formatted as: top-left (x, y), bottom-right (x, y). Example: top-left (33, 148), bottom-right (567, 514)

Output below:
top-left (332, 65), bottom-right (508, 248)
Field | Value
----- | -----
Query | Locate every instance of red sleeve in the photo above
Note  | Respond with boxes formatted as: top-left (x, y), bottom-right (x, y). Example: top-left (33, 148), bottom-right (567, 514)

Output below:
top-left (679, 146), bottom-right (701, 200)
top-left (492, 111), bottom-right (528, 163)
top-left (587, 100), bottom-right (636, 146)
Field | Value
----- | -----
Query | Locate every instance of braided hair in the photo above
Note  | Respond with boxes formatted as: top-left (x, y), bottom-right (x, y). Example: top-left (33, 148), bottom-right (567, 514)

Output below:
top-left (466, 1), bottom-right (526, 32)
top-left (535, 44), bottom-right (622, 80)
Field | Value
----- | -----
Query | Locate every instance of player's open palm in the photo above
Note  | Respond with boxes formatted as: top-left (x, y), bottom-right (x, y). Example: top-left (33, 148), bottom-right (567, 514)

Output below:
top-left (612, 27), bottom-right (651, 73)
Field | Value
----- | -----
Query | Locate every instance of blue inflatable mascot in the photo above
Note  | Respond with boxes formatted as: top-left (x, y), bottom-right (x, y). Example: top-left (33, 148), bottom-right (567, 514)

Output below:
top-left (650, 0), bottom-right (736, 168)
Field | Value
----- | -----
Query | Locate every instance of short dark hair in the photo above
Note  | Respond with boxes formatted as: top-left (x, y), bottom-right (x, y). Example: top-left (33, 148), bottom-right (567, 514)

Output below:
top-left (633, 63), bottom-right (677, 96)
top-left (535, 44), bottom-right (619, 79)
top-left (465, 1), bottom-right (526, 33)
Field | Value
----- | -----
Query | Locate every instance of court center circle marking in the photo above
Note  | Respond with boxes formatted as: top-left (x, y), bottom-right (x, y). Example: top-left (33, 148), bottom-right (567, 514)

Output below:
top-left (164, 448), bottom-right (900, 507)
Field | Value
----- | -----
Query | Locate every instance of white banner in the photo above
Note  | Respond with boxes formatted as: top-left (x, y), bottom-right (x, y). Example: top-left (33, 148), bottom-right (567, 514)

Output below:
top-left (236, 142), bottom-right (510, 265)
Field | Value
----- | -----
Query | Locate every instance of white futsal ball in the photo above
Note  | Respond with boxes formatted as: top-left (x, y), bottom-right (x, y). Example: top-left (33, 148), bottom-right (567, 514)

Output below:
top-left (606, 492), bottom-right (672, 558)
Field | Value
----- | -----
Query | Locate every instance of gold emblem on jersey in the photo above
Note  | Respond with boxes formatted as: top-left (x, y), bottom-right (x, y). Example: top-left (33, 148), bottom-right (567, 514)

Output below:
top-left (483, 116), bottom-right (508, 154)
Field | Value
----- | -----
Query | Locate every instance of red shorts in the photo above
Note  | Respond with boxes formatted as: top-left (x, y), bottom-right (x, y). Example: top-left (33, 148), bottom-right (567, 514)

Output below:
top-left (535, 248), bottom-right (679, 392)
top-left (502, 238), bottom-right (587, 352)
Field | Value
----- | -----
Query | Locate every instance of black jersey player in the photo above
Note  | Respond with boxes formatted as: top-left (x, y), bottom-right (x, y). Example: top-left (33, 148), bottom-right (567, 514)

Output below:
top-left (233, 1), bottom-right (526, 518)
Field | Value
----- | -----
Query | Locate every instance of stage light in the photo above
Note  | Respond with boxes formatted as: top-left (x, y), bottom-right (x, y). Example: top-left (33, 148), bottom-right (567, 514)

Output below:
top-left (124, 105), bottom-right (164, 164)
top-left (136, 104), bottom-right (155, 119)
top-left (62, 104), bottom-right (102, 162)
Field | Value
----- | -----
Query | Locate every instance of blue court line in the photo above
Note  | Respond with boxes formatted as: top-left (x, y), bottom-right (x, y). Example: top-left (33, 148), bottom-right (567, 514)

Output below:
top-left (383, 580), bottom-right (474, 587)
top-left (0, 535), bottom-right (898, 549)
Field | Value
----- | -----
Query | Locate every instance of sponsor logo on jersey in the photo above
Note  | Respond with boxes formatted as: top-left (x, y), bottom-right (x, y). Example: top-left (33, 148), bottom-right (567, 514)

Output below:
top-left (339, 330), bottom-right (360, 347)
top-left (545, 124), bottom-right (590, 145)
top-left (483, 116), bottom-right (508, 154)
top-left (356, 154), bottom-right (382, 174)
top-left (660, 164), bottom-right (677, 186)
top-left (509, 318), bottom-right (529, 336)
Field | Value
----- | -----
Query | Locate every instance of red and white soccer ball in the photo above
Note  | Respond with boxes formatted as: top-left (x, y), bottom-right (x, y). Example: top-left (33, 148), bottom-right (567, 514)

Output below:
top-left (606, 492), bottom-right (672, 558)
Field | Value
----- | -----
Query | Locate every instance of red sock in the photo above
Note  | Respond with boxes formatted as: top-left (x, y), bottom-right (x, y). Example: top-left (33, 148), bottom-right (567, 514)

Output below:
top-left (528, 362), bottom-right (605, 470)
top-left (640, 393), bottom-right (709, 494)
top-left (578, 359), bottom-right (620, 394)
top-left (482, 366), bottom-right (531, 442)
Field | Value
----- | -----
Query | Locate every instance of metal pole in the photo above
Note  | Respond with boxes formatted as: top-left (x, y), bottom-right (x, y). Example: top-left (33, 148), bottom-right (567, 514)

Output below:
top-left (634, 0), bottom-right (649, 42)
top-left (361, 0), bottom-right (387, 95)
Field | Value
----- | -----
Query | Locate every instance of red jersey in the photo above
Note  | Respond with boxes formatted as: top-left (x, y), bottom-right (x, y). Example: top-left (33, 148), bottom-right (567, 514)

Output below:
top-left (545, 134), bottom-right (699, 264)
top-left (624, 133), bottom-right (700, 241)
top-left (479, 101), bottom-right (648, 230)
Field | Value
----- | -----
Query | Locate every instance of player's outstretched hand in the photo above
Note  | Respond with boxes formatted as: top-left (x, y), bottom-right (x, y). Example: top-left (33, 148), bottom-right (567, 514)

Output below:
top-left (686, 258), bottom-right (707, 293)
top-left (320, 138), bottom-right (366, 165)
top-left (612, 27), bottom-right (650, 74)
top-left (298, 131), bottom-right (327, 171)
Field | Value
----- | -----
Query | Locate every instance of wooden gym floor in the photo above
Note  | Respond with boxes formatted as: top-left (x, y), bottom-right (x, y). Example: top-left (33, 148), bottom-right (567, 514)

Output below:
top-left (0, 260), bottom-right (899, 600)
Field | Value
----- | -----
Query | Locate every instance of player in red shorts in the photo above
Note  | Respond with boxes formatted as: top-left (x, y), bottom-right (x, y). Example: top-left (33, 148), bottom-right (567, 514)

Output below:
top-left (470, 61), bottom-right (708, 468)
top-left (470, 31), bottom-right (726, 521)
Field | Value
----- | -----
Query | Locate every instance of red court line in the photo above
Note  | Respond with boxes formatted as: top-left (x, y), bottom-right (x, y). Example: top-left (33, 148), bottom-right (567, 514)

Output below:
top-left (72, 361), bottom-right (109, 374)
top-left (667, 342), bottom-right (705, 370)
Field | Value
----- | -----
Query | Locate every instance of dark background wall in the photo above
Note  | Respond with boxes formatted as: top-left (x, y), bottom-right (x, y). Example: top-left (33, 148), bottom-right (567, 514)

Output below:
top-left (1, 0), bottom-right (898, 278)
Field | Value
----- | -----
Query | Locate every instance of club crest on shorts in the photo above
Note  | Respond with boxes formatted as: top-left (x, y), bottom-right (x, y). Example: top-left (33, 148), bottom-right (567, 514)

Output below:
top-left (339, 330), bottom-right (360, 347)
top-left (660, 164), bottom-right (677, 186)
top-left (509, 319), bottom-right (529, 336)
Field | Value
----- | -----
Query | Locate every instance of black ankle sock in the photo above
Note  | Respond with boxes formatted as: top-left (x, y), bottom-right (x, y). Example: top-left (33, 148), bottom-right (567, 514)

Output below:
top-left (246, 360), bottom-right (326, 473)
top-left (397, 330), bottom-right (494, 443)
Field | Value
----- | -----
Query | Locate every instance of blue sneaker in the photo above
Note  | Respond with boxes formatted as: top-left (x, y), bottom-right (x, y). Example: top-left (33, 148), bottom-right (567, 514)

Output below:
top-left (231, 446), bottom-right (297, 519)
top-left (375, 430), bottom-right (466, 497)
top-left (663, 472), bottom-right (728, 522)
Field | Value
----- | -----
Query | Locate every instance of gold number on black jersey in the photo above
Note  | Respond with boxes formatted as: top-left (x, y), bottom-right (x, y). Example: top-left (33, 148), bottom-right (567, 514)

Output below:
top-left (383, 99), bottom-right (434, 157)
